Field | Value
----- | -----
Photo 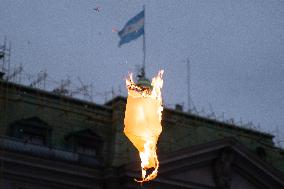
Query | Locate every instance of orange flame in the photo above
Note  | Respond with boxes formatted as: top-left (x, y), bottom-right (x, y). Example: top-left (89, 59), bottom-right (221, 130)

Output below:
top-left (124, 70), bottom-right (164, 183)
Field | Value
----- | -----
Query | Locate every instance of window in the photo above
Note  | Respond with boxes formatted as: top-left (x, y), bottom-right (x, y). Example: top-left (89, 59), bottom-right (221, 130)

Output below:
top-left (22, 133), bottom-right (46, 145)
top-left (77, 145), bottom-right (97, 156)
top-left (65, 129), bottom-right (103, 158)
top-left (9, 117), bottom-right (51, 146)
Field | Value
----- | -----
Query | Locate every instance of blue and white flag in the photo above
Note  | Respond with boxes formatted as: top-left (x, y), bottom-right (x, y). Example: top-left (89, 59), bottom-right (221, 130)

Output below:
top-left (118, 10), bottom-right (144, 46)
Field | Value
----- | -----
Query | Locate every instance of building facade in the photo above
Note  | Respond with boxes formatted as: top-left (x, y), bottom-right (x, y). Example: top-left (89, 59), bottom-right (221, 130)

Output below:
top-left (0, 78), bottom-right (284, 189)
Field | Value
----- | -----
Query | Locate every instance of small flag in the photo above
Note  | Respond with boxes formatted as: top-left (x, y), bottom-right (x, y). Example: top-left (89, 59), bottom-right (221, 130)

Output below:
top-left (118, 10), bottom-right (144, 47)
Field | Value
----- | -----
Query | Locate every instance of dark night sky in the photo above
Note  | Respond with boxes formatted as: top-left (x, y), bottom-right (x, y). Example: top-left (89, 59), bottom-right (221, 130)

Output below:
top-left (0, 0), bottom-right (284, 145)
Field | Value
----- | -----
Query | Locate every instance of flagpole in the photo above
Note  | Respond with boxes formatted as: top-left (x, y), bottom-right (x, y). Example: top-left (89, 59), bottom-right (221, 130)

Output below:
top-left (142, 5), bottom-right (146, 77)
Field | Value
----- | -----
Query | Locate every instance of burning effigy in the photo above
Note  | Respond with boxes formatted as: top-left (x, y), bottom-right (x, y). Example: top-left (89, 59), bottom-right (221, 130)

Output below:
top-left (124, 70), bottom-right (164, 183)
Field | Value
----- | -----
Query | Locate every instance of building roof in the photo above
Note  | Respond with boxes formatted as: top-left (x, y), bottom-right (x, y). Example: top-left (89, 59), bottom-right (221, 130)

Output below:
top-left (0, 80), bottom-right (274, 139)
top-left (106, 96), bottom-right (273, 139)
top-left (0, 79), bottom-right (112, 113)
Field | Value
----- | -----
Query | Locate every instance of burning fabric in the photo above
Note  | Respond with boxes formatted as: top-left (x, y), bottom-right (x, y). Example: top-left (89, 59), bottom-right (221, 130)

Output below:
top-left (124, 70), bottom-right (164, 183)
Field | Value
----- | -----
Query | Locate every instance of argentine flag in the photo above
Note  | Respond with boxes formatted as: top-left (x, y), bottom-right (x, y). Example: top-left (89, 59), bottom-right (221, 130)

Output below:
top-left (118, 10), bottom-right (144, 46)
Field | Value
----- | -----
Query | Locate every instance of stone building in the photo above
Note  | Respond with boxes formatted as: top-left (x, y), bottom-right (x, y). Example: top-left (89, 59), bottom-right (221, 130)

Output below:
top-left (0, 77), bottom-right (284, 189)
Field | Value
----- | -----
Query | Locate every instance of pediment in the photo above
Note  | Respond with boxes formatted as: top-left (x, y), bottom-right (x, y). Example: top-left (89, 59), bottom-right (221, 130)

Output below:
top-left (65, 129), bottom-right (103, 147)
top-left (122, 138), bottom-right (284, 189)
top-left (168, 164), bottom-right (215, 187)
top-left (12, 116), bottom-right (49, 128)
top-left (9, 116), bottom-right (51, 136)
top-left (166, 163), bottom-right (261, 189)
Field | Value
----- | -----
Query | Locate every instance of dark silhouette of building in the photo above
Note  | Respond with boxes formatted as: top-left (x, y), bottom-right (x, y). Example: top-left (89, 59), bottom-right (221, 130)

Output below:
top-left (1, 78), bottom-right (284, 189)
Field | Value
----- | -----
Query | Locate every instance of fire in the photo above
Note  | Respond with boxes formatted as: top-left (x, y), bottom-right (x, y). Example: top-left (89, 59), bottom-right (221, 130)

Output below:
top-left (124, 70), bottom-right (164, 183)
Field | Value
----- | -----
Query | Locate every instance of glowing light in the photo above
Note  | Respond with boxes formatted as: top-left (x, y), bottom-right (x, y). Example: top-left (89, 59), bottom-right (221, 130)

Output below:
top-left (124, 70), bottom-right (164, 183)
